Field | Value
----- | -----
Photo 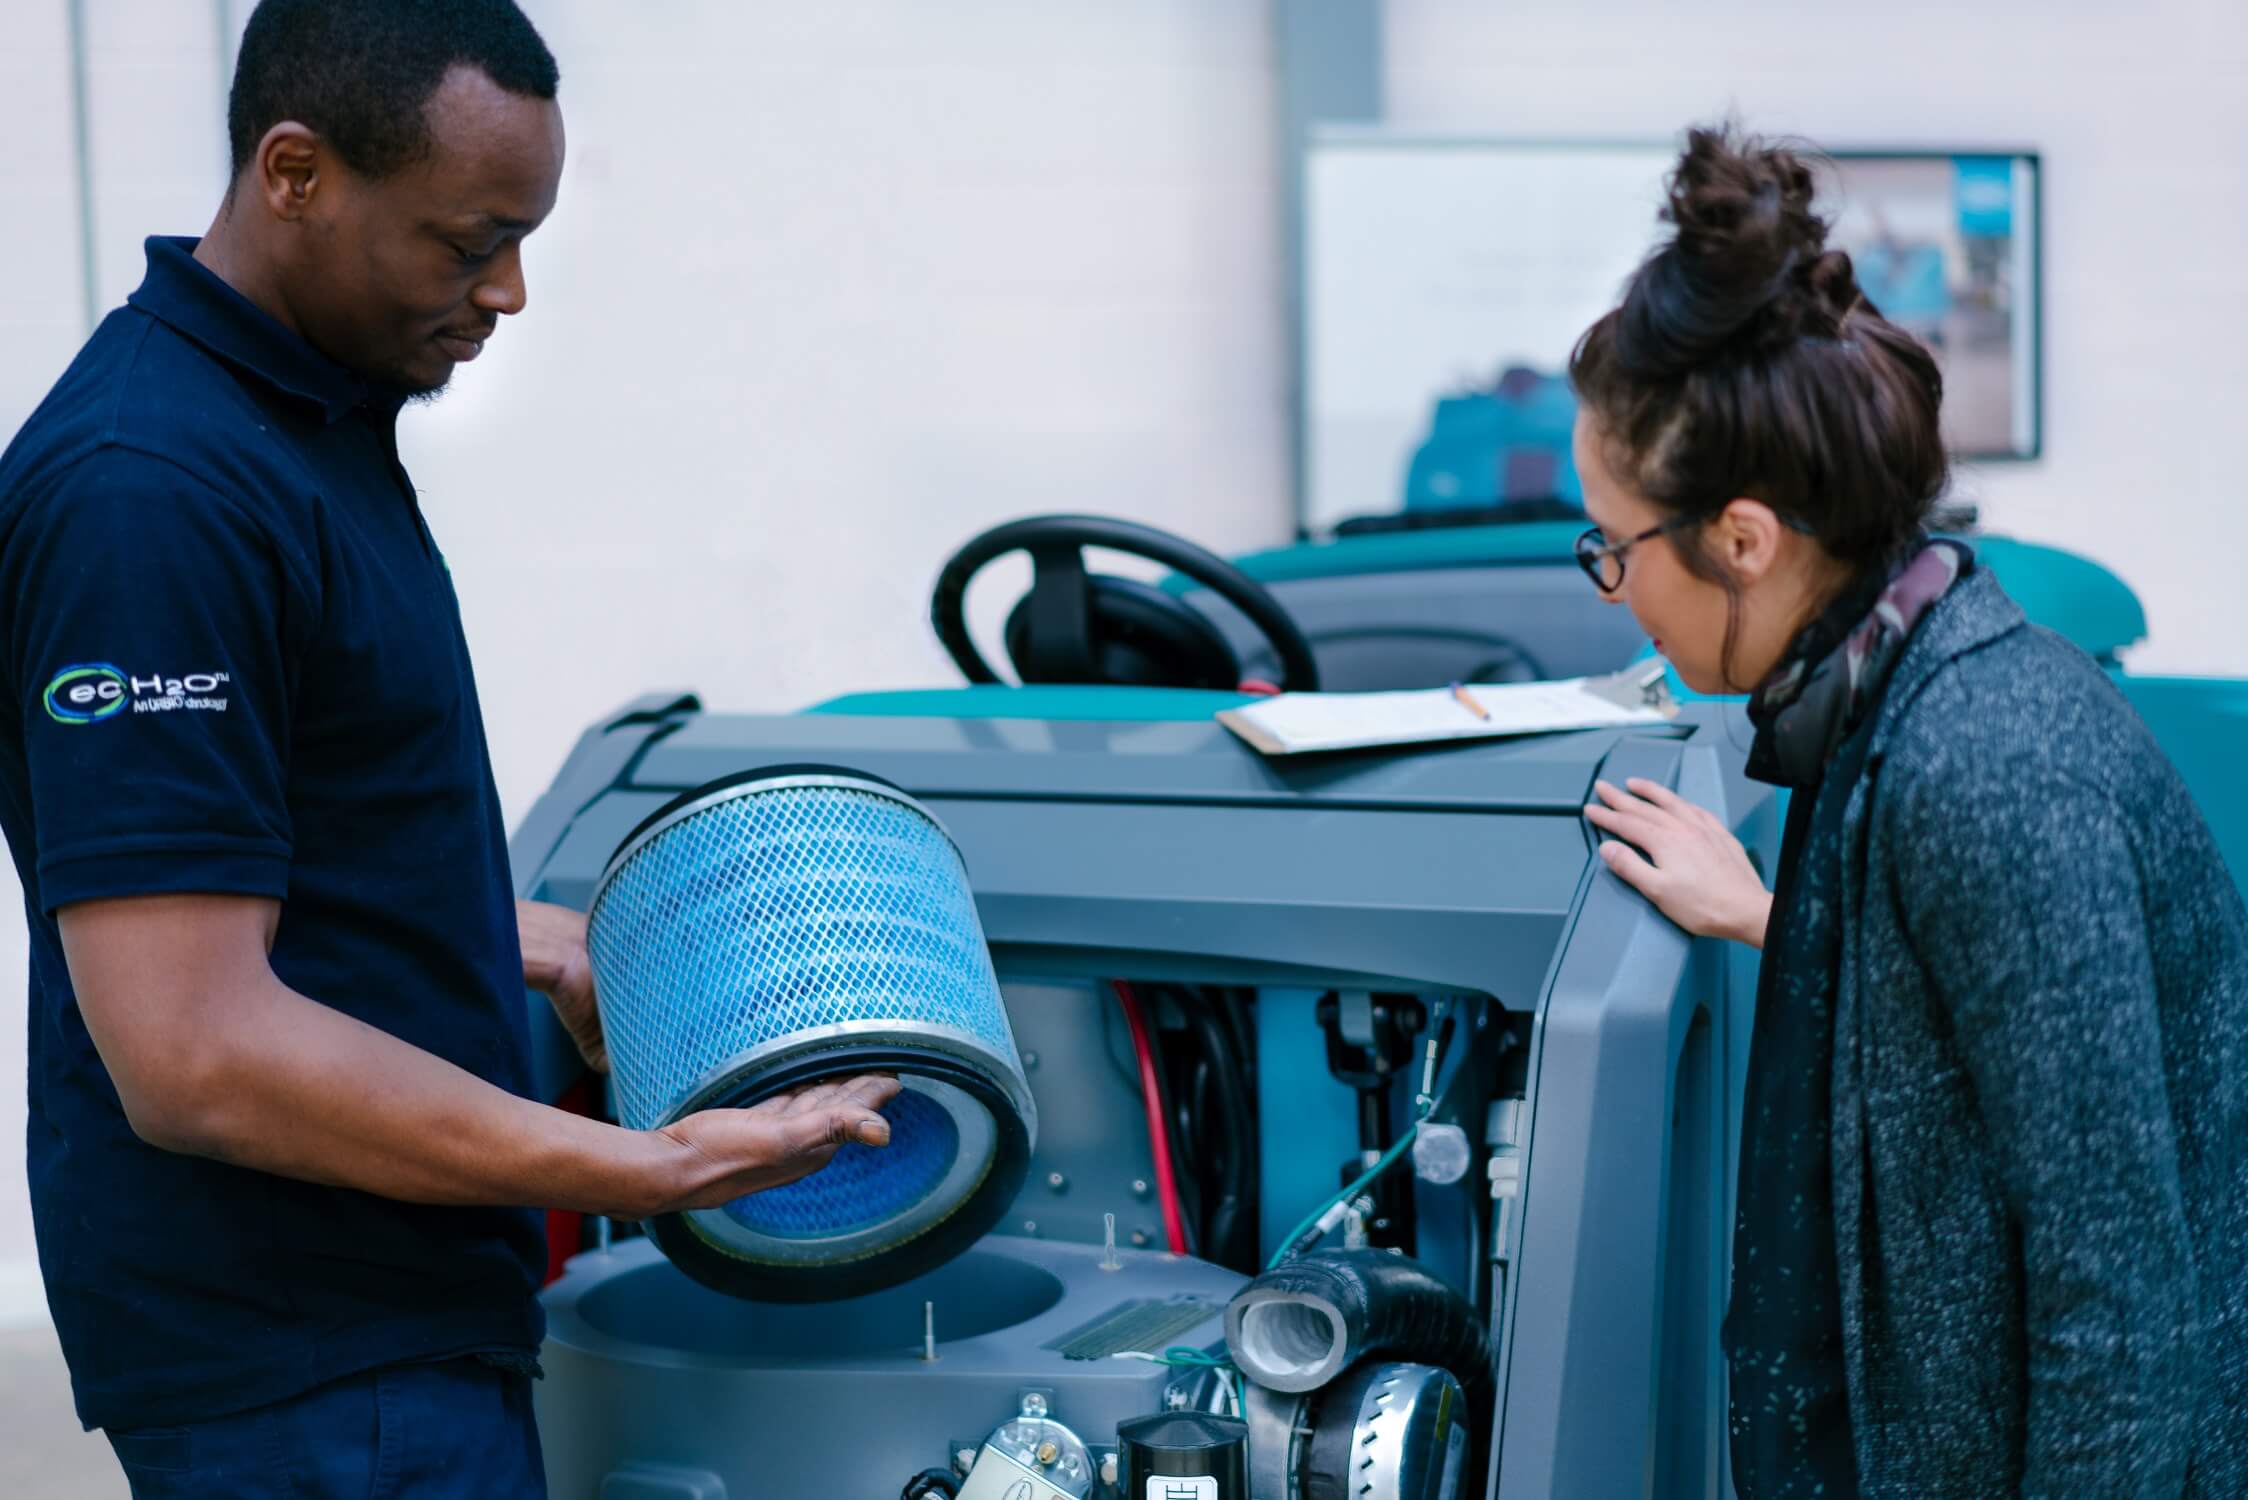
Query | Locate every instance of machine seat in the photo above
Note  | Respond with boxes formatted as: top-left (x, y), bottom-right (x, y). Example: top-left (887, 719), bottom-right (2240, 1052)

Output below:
top-left (1969, 536), bottom-right (2147, 662)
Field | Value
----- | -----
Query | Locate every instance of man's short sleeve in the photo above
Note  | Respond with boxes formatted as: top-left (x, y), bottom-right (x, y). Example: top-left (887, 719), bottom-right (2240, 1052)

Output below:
top-left (9, 449), bottom-right (313, 913)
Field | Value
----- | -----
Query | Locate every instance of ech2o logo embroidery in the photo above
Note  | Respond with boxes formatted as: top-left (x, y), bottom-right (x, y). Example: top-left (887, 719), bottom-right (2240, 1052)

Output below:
top-left (43, 662), bottom-right (231, 724)
top-left (42, 664), bottom-right (128, 724)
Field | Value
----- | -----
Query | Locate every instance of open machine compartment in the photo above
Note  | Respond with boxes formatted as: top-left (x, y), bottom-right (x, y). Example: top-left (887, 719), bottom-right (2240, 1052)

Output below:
top-left (512, 700), bottom-right (1774, 1500)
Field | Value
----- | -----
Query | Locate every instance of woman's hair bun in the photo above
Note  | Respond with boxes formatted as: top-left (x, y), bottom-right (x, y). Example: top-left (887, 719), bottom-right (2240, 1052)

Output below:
top-left (1568, 120), bottom-right (1951, 595)
top-left (1612, 125), bottom-right (1862, 379)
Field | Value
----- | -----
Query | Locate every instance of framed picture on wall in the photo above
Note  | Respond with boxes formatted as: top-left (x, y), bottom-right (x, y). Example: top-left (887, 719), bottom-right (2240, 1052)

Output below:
top-left (1299, 132), bottom-right (2041, 535)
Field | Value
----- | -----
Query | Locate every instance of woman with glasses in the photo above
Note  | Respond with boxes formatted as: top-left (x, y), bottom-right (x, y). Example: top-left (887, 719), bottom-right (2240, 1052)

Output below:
top-left (1575, 128), bottom-right (2246, 1499)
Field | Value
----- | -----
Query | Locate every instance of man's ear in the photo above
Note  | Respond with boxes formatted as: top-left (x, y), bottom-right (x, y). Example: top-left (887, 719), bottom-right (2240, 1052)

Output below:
top-left (1709, 497), bottom-right (1788, 587)
top-left (248, 122), bottom-right (323, 223)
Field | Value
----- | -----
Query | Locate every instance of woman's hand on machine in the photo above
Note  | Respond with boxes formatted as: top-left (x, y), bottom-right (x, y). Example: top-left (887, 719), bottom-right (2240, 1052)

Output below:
top-left (1584, 779), bottom-right (1773, 949)
top-left (643, 1074), bottom-right (903, 1213)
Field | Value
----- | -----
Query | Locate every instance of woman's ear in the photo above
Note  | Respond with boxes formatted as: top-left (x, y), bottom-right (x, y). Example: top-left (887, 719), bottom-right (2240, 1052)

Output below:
top-left (1710, 498), bottom-right (1787, 586)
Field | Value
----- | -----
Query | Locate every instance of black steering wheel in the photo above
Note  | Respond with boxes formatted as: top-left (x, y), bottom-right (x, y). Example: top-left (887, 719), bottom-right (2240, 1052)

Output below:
top-left (931, 515), bottom-right (1321, 693)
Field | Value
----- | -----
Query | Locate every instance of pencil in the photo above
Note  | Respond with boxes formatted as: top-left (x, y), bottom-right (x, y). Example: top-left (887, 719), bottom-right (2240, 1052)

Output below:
top-left (1451, 682), bottom-right (1491, 721)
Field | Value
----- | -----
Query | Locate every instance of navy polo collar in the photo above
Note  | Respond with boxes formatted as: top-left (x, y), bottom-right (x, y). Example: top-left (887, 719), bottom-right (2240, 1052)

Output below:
top-left (126, 236), bottom-right (372, 423)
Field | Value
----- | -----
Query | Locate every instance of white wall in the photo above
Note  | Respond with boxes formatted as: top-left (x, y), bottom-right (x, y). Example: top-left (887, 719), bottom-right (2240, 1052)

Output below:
top-left (421, 1), bottom-right (1285, 829)
top-left (1385, 0), bottom-right (2248, 677)
top-left (0, 0), bottom-right (251, 1329)
top-left (0, 0), bottom-right (84, 1333)
top-left (0, 0), bottom-right (1282, 1325)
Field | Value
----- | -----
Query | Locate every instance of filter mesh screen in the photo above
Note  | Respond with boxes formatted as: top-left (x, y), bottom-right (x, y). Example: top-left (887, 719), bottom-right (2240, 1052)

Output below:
top-left (588, 779), bottom-right (1021, 1243)
top-left (722, 1085), bottom-right (965, 1238)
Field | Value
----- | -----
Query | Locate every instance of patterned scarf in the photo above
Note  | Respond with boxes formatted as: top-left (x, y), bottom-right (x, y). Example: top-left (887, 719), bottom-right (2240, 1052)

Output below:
top-left (1746, 539), bottom-right (1972, 788)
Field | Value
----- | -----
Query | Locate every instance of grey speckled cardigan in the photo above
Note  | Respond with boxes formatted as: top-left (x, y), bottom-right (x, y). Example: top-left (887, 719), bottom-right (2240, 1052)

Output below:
top-left (1829, 564), bottom-right (2248, 1496)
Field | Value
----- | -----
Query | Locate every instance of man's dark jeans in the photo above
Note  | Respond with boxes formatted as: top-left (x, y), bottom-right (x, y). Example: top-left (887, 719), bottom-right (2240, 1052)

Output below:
top-left (105, 1357), bottom-right (544, 1498)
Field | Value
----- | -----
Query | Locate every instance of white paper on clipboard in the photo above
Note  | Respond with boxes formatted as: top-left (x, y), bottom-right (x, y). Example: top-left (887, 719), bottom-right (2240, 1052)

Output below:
top-left (1218, 660), bottom-right (1676, 757)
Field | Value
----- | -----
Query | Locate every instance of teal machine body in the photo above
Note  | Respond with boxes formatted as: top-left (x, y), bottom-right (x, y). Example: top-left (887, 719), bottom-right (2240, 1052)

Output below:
top-left (1171, 523), bottom-right (2245, 896)
top-left (514, 518), bottom-right (2234, 1499)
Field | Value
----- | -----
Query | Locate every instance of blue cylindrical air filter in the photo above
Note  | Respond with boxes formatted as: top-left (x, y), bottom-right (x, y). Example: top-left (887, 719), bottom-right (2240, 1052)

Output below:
top-left (585, 767), bottom-right (1035, 1301)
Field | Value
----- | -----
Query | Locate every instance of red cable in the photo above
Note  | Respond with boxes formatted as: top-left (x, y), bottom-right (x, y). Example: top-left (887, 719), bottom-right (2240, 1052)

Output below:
top-left (1112, 980), bottom-right (1189, 1255)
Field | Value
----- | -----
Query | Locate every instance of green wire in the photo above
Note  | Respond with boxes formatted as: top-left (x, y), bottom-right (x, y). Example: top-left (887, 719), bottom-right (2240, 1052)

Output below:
top-left (1265, 1000), bottom-right (1459, 1272)
top-left (1155, 1345), bottom-right (1231, 1370)
top-left (1123, 1346), bottom-right (1247, 1417)
top-left (1264, 1118), bottom-right (1425, 1272)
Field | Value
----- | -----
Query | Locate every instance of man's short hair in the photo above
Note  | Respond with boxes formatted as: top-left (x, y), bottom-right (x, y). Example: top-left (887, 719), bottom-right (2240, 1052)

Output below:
top-left (227, 0), bottom-right (559, 179)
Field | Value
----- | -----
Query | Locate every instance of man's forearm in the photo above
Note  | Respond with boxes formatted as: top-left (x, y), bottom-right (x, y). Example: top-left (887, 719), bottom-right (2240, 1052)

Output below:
top-left (61, 893), bottom-right (895, 1222)
top-left (151, 969), bottom-right (679, 1217)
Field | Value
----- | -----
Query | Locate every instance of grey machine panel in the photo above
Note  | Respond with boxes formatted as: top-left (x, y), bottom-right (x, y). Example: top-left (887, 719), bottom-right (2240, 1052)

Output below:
top-left (515, 699), bottom-right (1774, 1500)
top-left (541, 1235), bottom-right (1246, 1500)
top-left (517, 711), bottom-right (1663, 995)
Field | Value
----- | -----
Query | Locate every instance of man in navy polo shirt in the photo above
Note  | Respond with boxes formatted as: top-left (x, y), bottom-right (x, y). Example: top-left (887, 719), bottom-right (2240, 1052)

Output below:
top-left (0, 2), bottom-right (898, 1493)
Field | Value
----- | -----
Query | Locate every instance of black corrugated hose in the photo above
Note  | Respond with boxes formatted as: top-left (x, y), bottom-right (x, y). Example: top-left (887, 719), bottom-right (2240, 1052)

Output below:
top-left (1228, 1249), bottom-right (1497, 1487)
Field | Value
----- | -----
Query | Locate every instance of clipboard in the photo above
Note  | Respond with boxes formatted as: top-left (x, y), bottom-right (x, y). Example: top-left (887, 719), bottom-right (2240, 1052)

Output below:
top-left (1218, 660), bottom-right (1677, 757)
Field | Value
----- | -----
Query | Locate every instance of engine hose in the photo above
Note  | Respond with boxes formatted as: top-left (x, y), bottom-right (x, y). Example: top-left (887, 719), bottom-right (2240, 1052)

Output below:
top-left (1224, 1249), bottom-right (1497, 1484)
top-left (1177, 987), bottom-right (1255, 1270)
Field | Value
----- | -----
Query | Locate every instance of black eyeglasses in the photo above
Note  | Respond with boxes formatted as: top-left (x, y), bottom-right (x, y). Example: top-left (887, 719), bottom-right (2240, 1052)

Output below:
top-left (1573, 515), bottom-right (1698, 593)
